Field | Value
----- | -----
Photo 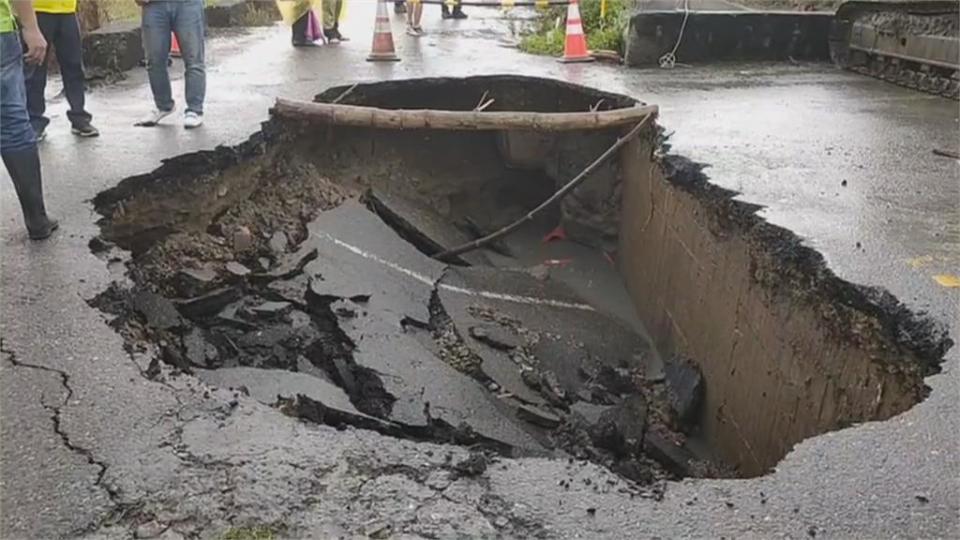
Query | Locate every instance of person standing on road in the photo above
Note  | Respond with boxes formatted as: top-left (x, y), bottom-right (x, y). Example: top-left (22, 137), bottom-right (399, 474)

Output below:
top-left (134, 0), bottom-right (206, 129)
top-left (23, 0), bottom-right (98, 140)
top-left (1, 0), bottom-right (59, 239)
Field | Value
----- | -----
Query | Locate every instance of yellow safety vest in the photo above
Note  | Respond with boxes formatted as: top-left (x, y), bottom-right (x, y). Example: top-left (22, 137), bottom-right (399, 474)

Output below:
top-left (33, 0), bottom-right (77, 14)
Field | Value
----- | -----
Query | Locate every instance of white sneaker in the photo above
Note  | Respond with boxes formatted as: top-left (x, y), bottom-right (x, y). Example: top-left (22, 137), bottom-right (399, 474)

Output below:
top-left (184, 111), bottom-right (204, 129)
top-left (136, 108), bottom-right (174, 127)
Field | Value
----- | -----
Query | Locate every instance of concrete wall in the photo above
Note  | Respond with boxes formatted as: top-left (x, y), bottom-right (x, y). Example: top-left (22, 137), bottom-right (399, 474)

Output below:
top-left (624, 11), bottom-right (833, 66)
top-left (616, 147), bottom-right (930, 476)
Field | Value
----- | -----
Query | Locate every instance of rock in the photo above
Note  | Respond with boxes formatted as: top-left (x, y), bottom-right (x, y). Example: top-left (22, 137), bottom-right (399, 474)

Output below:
top-left (520, 369), bottom-right (541, 390)
top-left (364, 521), bottom-right (392, 539)
top-left (590, 394), bottom-right (647, 457)
top-left (134, 520), bottom-right (169, 539)
top-left (453, 452), bottom-right (489, 477)
top-left (643, 430), bottom-right (696, 477)
top-left (244, 301), bottom-right (293, 320)
top-left (268, 231), bottom-right (289, 254)
top-left (469, 324), bottom-right (522, 351)
top-left (183, 329), bottom-right (218, 367)
top-left (231, 225), bottom-right (254, 252)
top-left (515, 403), bottom-right (562, 428)
top-left (81, 21), bottom-right (142, 79)
top-left (132, 290), bottom-right (185, 331)
top-left (214, 302), bottom-right (257, 331)
top-left (663, 356), bottom-right (704, 431)
top-left (173, 266), bottom-right (218, 297)
top-left (570, 401), bottom-right (612, 426)
top-left (88, 236), bottom-right (115, 254)
top-left (425, 470), bottom-right (453, 491)
top-left (251, 247), bottom-right (318, 282)
top-left (595, 365), bottom-right (638, 395)
top-left (175, 287), bottom-right (243, 320)
top-left (539, 370), bottom-right (567, 405)
top-left (257, 257), bottom-right (272, 271)
top-left (225, 261), bottom-right (251, 277)
top-left (289, 310), bottom-right (312, 329)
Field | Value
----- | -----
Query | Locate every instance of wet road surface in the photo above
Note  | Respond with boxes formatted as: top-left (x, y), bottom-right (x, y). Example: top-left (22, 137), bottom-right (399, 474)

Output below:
top-left (0, 4), bottom-right (957, 538)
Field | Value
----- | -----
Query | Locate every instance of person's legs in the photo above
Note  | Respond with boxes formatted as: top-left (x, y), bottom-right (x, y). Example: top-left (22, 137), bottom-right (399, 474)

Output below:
top-left (332, 0), bottom-right (347, 40)
top-left (23, 12), bottom-right (55, 136)
top-left (141, 1), bottom-right (174, 116)
top-left (322, 0), bottom-right (338, 40)
top-left (171, 0), bottom-right (206, 119)
top-left (407, 0), bottom-right (422, 34)
top-left (53, 13), bottom-right (94, 133)
top-left (1, 32), bottom-right (58, 239)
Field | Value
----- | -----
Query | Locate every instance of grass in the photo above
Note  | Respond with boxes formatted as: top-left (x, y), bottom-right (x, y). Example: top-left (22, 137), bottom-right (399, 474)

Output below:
top-left (98, 0), bottom-right (228, 23)
top-left (220, 525), bottom-right (279, 540)
top-left (518, 0), bottom-right (629, 57)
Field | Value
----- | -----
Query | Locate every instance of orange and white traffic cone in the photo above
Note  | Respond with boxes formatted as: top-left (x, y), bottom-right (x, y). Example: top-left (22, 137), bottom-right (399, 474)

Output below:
top-left (171, 33), bottom-right (181, 58)
top-left (367, 0), bottom-right (400, 62)
top-left (559, 0), bottom-right (593, 63)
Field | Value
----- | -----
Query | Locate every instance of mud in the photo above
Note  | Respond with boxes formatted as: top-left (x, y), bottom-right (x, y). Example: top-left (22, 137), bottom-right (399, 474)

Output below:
top-left (88, 75), bottom-right (951, 493)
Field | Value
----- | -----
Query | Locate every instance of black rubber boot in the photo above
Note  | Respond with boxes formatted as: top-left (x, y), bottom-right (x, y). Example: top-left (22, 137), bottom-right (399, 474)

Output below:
top-left (2, 148), bottom-right (59, 240)
top-left (452, 5), bottom-right (467, 18)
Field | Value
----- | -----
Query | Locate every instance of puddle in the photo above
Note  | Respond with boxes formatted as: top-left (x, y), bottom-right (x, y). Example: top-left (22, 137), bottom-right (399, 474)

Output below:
top-left (88, 75), bottom-right (951, 489)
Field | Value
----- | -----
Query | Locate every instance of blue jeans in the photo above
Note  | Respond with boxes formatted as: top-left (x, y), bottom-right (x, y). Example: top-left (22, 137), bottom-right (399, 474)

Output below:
top-left (142, 0), bottom-right (206, 114)
top-left (0, 32), bottom-right (37, 154)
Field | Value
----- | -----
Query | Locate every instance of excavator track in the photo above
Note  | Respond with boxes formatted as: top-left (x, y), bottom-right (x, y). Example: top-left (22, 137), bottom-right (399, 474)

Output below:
top-left (830, 1), bottom-right (959, 100)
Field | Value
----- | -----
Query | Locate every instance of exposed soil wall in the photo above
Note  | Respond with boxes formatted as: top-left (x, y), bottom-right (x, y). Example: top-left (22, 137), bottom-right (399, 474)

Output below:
top-left (617, 147), bottom-right (951, 476)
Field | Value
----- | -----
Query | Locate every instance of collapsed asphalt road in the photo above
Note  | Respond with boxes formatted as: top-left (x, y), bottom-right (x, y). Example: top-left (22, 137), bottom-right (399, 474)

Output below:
top-left (91, 181), bottom-right (721, 501)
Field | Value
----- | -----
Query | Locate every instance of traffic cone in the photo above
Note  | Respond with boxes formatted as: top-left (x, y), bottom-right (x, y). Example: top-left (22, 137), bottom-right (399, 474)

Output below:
top-left (559, 0), bottom-right (593, 63)
top-left (367, 0), bottom-right (400, 62)
top-left (171, 33), bottom-right (181, 58)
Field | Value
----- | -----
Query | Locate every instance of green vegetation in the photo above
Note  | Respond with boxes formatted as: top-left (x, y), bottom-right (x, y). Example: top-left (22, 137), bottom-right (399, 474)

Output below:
top-left (518, 0), bottom-right (628, 57)
top-left (97, 0), bottom-right (225, 23)
top-left (98, 0), bottom-right (141, 23)
top-left (220, 525), bottom-right (280, 540)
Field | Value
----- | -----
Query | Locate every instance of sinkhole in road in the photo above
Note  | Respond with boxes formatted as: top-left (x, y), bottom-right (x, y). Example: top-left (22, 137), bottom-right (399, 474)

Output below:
top-left (88, 75), bottom-right (951, 488)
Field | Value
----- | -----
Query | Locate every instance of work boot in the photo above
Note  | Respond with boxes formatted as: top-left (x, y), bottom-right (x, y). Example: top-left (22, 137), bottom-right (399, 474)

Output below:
top-left (441, 4), bottom-right (452, 18)
top-left (2, 148), bottom-right (59, 240)
top-left (452, 6), bottom-right (467, 18)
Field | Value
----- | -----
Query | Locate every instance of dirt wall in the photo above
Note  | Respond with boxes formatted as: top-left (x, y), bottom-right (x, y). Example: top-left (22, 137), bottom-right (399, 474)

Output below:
top-left (617, 149), bottom-right (950, 476)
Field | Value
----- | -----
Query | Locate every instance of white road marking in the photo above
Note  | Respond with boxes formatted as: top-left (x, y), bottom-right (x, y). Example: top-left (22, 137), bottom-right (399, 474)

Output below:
top-left (318, 232), bottom-right (596, 312)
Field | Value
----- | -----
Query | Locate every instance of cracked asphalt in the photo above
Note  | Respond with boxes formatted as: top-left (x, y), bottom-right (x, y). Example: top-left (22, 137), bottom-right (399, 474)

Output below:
top-left (1, 3), bottom-right (957, 539)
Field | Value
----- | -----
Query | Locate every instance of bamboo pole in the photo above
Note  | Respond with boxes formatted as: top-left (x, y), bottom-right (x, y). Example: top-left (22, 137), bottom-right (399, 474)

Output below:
top-left (272, 98), bottom-right (658, 132)
top-left (433, 113), bottom-right (655, 262)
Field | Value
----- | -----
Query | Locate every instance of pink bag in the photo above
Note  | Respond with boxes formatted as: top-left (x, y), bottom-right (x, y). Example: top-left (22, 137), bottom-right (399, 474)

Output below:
top-left (305, 9), bottom-right (324, 43)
